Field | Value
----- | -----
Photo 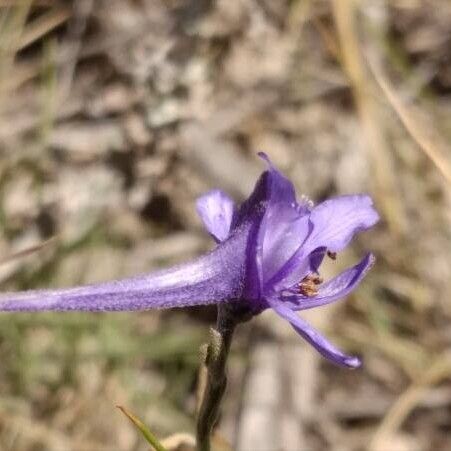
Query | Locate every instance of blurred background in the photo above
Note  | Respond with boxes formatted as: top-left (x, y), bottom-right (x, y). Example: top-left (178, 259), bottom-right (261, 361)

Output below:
top-left (0, 0), bottom-right (450, 450)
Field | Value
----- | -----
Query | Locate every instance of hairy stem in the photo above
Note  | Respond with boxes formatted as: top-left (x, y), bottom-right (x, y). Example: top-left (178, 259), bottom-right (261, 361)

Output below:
top-left (196, 304), bottom-right (237, 451)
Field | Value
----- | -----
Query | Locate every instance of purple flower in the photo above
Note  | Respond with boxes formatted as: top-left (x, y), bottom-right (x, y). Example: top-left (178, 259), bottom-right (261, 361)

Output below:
top-left (0, 153), bottom-right (379, 368)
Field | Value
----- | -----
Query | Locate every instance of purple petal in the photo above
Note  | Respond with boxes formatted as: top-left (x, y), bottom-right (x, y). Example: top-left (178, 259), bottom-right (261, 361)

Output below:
top-left (309, 247), bottom-right (327, 274)
top-left (0, 231), bottom-right (248, 312)
top-left (235, 152), bottom-right (297, 228)
top-left (257, 152), bottom-right (296, 205)
top-left (261, 203), bottom-right (310, 284)
top-left (273, 246), bottom-right (326, 291)
top-left (291, 253), bottom-right (375, 311)
top-left (306, 195), bottom-right (379, 253)
top-left (234, 172), bottom-right (272, 302)
top-left (236, 154), bottom-right (299, 302)
top-left (196, 189), bottom-right (235, 242)
top-left (249, 153), bottom-right (308, 297)
top-left (262, 221), bottom-right (313, 292)
top-left (269, 299), bottom-right (361, 368)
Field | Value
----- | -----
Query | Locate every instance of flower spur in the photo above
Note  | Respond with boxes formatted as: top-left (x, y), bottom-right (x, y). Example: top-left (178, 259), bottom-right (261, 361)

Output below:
top-left (0, 153), bottom-right (379, 368)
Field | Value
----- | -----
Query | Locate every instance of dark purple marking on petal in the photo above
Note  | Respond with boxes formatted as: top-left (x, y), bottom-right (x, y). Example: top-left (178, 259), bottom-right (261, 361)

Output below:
top-left (309, 246), bottom-right (327, 274)
top-left (269, 299), bottom-right (361, 368)
top-left (196, 189), bottom-right (235, 242)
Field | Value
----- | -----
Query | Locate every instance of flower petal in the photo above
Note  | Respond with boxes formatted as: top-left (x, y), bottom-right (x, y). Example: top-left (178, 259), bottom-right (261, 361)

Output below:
top-left (235, 152), bottom-right (297, 228)
top-left (268, 242), bottom-right (326, 290)
top-left (234, 171), bottom-right (272, 302)
top-left (0, 230), bottom-right (248, 312)
top-left (196, 189), bottom-right (235, 242)
top-left (306, 195), bottom-right (379, 253)
top-left (235, 153), bottom-right (299, 303)
top-left (257, 152), bottom-right (296, 205)
top-left (262, 220), bottom-right (312, 292)
top-left (251, 153), bottom-right (311, 295)
top-left (290, 253), bottom-right (375, 311)
top-left (262, 203), bottom-right (310, 283)
top-left (269, 299), bottom-right (361, 368)
top-left (309, 247), bottom-right (327, 273)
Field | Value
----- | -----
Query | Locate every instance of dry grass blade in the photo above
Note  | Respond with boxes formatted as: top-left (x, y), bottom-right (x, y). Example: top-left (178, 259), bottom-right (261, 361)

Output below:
top-left (369, 60), bottom-right (451, 185)
top-left (117, 405), bottom-right (168, 451)
top-left (15, 6), bottom-right (71, 52)
top-left (331, 0), bottom-right (407, 235)
top-left (370, 355), bottom-right (451, 451)
top-left (0, 0), bottom-right (32, 98)
top-left (0, 237), bottom-right (56, 266)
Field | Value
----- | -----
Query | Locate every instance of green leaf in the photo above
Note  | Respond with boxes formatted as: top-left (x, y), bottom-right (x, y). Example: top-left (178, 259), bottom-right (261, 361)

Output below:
top-left (117, 405), bottom-right (168, 451)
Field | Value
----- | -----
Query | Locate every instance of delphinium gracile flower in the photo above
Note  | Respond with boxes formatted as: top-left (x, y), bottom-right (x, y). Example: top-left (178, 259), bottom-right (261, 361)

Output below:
top-left (0, 153), bottom-right (380, 450)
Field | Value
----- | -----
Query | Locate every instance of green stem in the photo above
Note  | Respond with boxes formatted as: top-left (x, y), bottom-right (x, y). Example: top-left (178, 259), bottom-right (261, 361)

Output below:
top-left (196, 304), bottom-right (237, 451)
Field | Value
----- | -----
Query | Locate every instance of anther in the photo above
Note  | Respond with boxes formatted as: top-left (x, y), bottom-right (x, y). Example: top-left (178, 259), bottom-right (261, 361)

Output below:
top-left (327, 251), bottom-right (337, 260)
top-left (298, 274), bottom-right (323, 297)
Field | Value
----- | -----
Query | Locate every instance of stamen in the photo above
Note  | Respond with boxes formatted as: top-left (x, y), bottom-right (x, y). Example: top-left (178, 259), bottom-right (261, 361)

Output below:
top-left (327, 251), bottom-right (337, 260)
top-left (299, 194), bottom-right (314, 210)
top-left (298, 274), bottom-right (323, 297)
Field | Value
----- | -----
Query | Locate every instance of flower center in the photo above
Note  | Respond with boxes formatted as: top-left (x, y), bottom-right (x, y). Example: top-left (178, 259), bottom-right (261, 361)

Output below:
top-left (298, 274), bottom-right (323, 297)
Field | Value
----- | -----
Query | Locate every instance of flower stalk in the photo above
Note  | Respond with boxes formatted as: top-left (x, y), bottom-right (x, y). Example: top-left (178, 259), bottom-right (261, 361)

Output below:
top-left (196, 304), bottom-right (238, 451)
